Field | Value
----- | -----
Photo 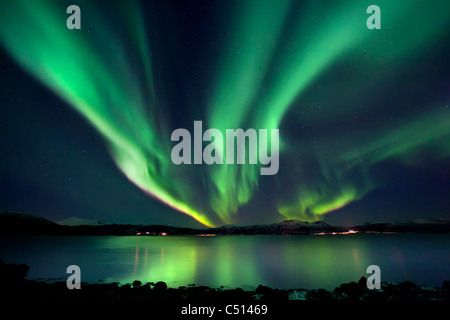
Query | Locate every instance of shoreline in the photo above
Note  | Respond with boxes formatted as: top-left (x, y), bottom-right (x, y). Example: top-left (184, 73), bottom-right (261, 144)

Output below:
top-left (2, 261), bottom-right (449, 301)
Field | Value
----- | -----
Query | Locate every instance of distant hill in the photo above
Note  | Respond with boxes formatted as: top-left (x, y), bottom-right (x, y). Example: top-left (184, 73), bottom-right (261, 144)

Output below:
top-left (213, 220), bottom-right (345, 235)
top-left (0, 211), bottom-right (199, 236)
top-left (58, 217), bottom-right (103, 226)
top-left (0, 211), bottom-right (61, 235)
top-left (1, 211), bottom-right (449, 236)
top-left (352, 219), bottom-right (450, 233)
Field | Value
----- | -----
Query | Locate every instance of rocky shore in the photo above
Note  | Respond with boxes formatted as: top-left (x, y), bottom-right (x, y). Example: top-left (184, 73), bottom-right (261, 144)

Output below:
top-left (1, 260), bottom-right (449, 301)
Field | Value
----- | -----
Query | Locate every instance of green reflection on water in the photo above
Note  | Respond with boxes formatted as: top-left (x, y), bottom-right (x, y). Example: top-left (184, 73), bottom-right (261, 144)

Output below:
top-left (103, 235), bottom-right (368, 289)
top-left (73, 234), bottom-right (450, 290)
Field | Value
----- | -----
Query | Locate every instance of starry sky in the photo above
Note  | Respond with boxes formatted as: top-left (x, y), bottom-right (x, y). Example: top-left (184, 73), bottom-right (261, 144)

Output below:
top-left (0, 0), bottom-right (449, 228)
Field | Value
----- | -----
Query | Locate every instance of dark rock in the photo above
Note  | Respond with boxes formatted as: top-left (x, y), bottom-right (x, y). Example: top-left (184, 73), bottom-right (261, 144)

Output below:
top-left (338, 281), bottom-right (362, 298)
top-left (221, 287), bottom-right (249, 300)
top-left (400, 281), bottom-right (418, 290)
top-left (442, 281), bottom-right (450, 291)
top-left (357, 276), bottom-right (368, 289)
top-left (120, 284), bottom-right (132, 290)
top-left (309, 288), bottom-right (332, 300)
top-left (362, 287), bottom-right (387, 301)
top-left (255, 284), bottom-right (273, 295)
top-left (141, 283), bottom-right (152, 290)
top-left (0, 259), bottom-right (29, 284)
top-left (132, 280), bottom-right (142, 288)
top-left (154, 281), bottom-right (167, 291)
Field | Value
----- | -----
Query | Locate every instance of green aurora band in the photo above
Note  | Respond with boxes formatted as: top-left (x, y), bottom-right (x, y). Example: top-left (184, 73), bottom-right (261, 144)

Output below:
top-left (1, 0), bottom-right (449, 227)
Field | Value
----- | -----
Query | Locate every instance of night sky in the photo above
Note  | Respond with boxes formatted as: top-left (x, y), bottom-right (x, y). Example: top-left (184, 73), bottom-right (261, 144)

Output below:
top-left (0, 0), bottom-right (449, 228)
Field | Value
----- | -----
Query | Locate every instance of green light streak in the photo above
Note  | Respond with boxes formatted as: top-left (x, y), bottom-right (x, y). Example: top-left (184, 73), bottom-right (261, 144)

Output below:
top-left (0, 0), bottom-right (214, 227)
top-left (206, 0), bottom-right (291, 222)
top-left (256, 1), bottom-right (364, 130)
top-left (341, 109), bottom-right (450, 166)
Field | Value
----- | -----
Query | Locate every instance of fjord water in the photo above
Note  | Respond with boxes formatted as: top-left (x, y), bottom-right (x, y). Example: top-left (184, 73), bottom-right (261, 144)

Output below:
top-left (0, 234), bottom-right (449, 290)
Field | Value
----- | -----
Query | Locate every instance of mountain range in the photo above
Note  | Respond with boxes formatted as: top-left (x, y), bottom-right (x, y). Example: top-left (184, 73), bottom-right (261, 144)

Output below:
top-left (0, 210), bottom-right (449, 236)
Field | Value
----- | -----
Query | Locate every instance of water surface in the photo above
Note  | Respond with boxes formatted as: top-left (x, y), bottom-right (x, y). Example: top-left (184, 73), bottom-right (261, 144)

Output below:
top-left (0, 234), bottom-right (449, 290)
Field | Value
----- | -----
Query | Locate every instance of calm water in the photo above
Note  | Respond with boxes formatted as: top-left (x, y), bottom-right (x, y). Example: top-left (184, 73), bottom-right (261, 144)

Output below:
top-left (0, 234), bottom-right (449, 290)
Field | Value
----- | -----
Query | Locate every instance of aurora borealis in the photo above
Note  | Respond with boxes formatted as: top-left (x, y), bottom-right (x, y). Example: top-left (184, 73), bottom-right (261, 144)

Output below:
top-left (0, 0), bottom-right (449, 227)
